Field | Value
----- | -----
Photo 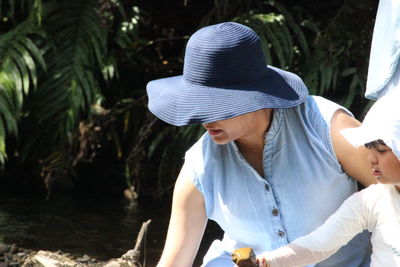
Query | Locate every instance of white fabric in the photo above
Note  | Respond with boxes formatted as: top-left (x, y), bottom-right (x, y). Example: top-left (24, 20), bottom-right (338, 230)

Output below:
top-left (366, 0), bottom-right (400, 100)
top-left (340, 90), bottom-right (400, 159)
top-left (263, 184), bottom-right (400, 267)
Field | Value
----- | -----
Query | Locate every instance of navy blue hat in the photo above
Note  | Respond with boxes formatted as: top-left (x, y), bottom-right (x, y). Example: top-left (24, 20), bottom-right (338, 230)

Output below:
top-left (147, 22), bottom-right (308, 126)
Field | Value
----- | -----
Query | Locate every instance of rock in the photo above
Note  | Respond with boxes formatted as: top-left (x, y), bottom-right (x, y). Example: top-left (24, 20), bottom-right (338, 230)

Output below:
top-left (123, 187), bottom-right (139, 202)
top-left (9, 244), bottom-right (18, 254)
top-left (76, 254), bottom-right (91, 262)
top-left (22, 250), bottom-right (79, 267)
top-left (0, 243), bottom-right (9, 254)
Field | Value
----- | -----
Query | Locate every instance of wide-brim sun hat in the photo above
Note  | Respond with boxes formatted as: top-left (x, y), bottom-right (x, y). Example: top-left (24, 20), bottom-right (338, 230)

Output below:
top-left (340, 90), bottom-right (400, 159)
top-left (146, 22), bottom-right (309, 126)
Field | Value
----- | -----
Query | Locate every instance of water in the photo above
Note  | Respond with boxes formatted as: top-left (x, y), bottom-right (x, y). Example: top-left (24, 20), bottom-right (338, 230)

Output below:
top-left (0, 195), bottom-right (222, 266)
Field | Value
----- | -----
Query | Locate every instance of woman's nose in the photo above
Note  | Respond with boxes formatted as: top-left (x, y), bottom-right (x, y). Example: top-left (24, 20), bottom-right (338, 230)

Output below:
top-left (203, 122), bottom-right (215, 129)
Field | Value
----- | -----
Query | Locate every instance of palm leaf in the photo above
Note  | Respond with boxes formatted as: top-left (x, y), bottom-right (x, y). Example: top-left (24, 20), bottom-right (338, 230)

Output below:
top-left (0, 22), bottom-right (46, 94)
top-left (23, 0), bottom-right (107, 157)
top-left (0, 8), bottom-right (46, 165)
top-left (267, 0), bottom-right (310, 57)
top-left (232, 3), bottom-right (311, 69)
top-left (0, 117), bottom-right (6, 164)
top-left (0, 83), bottom-right (18, 133)
top-left (199, 0), bottom-right (263, 26)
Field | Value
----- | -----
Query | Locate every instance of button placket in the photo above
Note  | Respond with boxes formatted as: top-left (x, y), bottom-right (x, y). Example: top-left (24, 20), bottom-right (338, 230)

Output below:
top-left (262, 115), bottom-right (288, 245)
top-left (278, 230), bottom-right (286, 237)
top-left (272, 208), bottom-right (279, 216)
top-left (264, 183), bottom-right (270, 191)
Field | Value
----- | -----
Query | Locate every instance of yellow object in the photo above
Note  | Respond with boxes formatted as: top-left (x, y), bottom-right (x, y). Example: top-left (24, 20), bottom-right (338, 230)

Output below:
top-left (231, 247), bottom-right (258, 267)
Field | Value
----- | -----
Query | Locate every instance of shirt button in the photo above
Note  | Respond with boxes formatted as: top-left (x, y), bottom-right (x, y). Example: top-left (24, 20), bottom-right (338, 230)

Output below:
top-left (278, 230), bottom-right (285, 237)
top-left (264, 184), bottom-right (270, 191)
top-left (272, 208), bottom-right (279, 216)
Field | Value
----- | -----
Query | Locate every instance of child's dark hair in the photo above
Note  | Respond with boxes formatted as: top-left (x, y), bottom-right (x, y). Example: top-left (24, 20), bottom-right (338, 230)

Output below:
top-left (364, 139), bottom-right (387, 149)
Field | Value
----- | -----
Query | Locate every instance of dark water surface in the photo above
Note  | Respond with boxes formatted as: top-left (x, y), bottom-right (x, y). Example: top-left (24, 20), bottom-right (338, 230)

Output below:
top-left (0, 195), bottom-right (222, 266)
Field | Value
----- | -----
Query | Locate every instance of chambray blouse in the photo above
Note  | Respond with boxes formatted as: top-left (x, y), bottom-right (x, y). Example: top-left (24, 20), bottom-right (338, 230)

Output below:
top-left (366, 0), bottom-right (400, 100)
top-left (180, 96), bottom-right (371, 267)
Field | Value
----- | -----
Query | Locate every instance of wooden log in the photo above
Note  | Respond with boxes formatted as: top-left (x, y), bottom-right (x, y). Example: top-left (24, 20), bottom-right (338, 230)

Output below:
top-left (22, 220), bottom-right (152, 267)
top-left (105, 219), bottom-right (152, 267)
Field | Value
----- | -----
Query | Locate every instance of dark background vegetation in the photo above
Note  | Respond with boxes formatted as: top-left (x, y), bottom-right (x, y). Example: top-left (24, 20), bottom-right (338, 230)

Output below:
top-left (0, 0), bottom-right (378, 200)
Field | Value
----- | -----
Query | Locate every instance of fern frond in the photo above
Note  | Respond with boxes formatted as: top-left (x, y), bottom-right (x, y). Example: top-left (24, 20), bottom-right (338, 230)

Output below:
top-left (21, 0), bottom-right (108, 162)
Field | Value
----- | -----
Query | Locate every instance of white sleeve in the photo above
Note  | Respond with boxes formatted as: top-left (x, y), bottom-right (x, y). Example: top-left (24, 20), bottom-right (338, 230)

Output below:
top-left (263, 191), bottom-right (368, 267)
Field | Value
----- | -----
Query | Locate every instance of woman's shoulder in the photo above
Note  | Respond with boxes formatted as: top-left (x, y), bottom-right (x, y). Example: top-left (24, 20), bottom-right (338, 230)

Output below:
top-left (185, 133), bottom-right (234, 168)
top-left (303, 96), bottom-right (353, 121)
top-left (186, 133), bottom-right (219, 157)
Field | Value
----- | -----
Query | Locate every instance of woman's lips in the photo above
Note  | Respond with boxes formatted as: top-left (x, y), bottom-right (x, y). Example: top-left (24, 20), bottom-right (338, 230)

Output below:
top-left (208, 129), bottom-right (222, 136)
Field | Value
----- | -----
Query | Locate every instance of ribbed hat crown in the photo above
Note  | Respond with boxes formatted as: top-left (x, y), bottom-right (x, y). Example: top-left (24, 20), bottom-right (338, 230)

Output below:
top-left (183, 22), bottom-right (266, 87)
top-left (146, 22), bottom-right (309, 126)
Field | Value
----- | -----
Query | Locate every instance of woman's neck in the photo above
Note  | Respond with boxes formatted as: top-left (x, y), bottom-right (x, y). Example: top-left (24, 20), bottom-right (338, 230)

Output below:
top-left (235, 109), bottom-right (273, 177)
top-left (235, 110), bottom-right (272, 150)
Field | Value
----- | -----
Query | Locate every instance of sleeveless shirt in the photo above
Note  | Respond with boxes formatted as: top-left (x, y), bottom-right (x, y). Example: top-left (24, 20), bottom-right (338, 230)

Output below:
top-left (180, 95), bottom-right (371, 266)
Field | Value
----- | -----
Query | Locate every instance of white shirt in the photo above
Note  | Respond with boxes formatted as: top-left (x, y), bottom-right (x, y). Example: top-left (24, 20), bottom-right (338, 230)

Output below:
top-left (265, 184), bottom-right (400, 267)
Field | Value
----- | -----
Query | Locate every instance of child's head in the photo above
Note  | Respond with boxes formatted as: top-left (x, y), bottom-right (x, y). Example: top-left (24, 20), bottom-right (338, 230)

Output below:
top-left (363, 139), bottom-right (400, 185)
top-left (341, 91), bottom-right (400, 185)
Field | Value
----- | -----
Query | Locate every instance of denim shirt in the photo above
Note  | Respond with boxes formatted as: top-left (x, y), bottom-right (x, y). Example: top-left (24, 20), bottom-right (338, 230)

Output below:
top-left (366, 0), bottom-right (400, 100)
top-left (181, 96), bottom-right (371, 266)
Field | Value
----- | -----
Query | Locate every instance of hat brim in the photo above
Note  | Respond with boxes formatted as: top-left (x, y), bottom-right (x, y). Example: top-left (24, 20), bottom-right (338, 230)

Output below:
top-left (340, 90), bottom-right (400, 159)
top-left (341, 125), bottom-right (400, 160)
top-left (341, 126), bottom-right (381, 147)
top-left (147, 65), bottom-right (308, 126)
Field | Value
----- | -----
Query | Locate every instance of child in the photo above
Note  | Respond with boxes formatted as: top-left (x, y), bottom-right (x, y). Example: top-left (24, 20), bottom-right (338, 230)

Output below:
top-left (257, 91), bottom-right (400, 267)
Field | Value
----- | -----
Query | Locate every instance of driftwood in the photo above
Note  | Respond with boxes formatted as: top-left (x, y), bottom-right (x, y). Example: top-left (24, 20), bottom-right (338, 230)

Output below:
top-left (104, 219), bottom-right (151, 267)
top-left (22, 220), bottom-right (152, 267)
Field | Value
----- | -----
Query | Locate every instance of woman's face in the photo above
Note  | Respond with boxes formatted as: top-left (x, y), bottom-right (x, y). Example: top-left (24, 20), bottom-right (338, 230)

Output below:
top-left (367, 143), bottom-right (400, 185)
top-left (202, 109), bottom-right (272, 145)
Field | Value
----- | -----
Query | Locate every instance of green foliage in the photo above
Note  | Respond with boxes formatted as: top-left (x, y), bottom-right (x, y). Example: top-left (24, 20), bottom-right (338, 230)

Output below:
top-left (23, 1), bottom-right (107, 156)
top-left (0, 0), bottom-right (377, 198)
top-left (199, 0), bottom-right (374, 113)
top-left (299, 0), bottom-right (375, 113)
top-left (0, 0), bottom-right (137, 195)
top-left (0, 0), bottom-right (45, 164)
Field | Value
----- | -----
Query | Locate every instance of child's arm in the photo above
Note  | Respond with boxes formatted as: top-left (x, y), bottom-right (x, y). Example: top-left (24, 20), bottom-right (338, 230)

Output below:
top-left (258, 190), bottom-right (369, 267)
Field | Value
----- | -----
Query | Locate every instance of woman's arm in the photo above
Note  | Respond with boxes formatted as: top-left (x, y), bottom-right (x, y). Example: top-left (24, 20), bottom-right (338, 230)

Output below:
top-left (157, 171), bottom-right (208, 267)
top-left (331, 109), bottom-right (376, 187)
top-left (257, 190), bottom-right (367, 267)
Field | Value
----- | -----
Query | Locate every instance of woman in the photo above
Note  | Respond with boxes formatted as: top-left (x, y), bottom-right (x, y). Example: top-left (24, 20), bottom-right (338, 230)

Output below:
top-left (147, 22), bottom-right (374, 266)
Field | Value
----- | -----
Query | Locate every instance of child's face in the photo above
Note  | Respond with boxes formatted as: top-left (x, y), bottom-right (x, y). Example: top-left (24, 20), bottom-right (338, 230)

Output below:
top-left (367, 143), bottom-right (400, 185)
